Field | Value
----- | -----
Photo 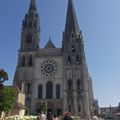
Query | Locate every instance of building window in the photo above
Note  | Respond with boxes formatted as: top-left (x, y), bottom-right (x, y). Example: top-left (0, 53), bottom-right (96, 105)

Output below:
top-left (27, 83), bottom-right (30, 93)
top-left (78, 105), bottom-right (81, 112)
top-left (56, 84), bottom-right (60, 99)
top-left (22, 55), bottom-right (25, 66)
top-left (38, 84), bottom-right (43, 99)
top-left (71, 46), bottom-right (75, 52)
top-left (76, 55), bottom-right (79, 64)
top-left (68, 79), bottom-right (72, 90)
top-left (77, 79), bottom-right (80, 90)
top-left (26, 34), bottom-right (32, 44)
top-left (28, 55), bottom-right (32, 66)
top-left (46, 81), bottom-right (53, 99)
top-left (69, 106), bottom-right (71, 112)
top-left (68, 56), bottom-right (71, 64)
top-left (19, 81), bottom-right (24, 92)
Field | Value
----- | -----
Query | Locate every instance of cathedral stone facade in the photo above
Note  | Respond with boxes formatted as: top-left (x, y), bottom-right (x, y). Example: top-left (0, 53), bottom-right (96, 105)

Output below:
top-left (13, 0), bottom-right (94, 118)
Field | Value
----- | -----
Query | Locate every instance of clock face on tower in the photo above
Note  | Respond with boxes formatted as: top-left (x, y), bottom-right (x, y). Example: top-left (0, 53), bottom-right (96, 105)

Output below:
top-left (40, 60), bottom-right (57, 77)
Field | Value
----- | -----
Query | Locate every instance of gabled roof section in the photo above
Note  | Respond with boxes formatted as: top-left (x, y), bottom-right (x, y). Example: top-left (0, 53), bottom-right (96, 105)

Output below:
top-left (65, 0), bottom-right (80, 35)
top-left (44, 39), bottom-right (56, 49)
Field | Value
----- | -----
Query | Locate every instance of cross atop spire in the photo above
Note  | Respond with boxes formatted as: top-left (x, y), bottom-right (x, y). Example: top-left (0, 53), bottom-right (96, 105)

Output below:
top-left (65, 0), bottom-right (80, 36)
top-left (29, 0), bottom-right (37, 13)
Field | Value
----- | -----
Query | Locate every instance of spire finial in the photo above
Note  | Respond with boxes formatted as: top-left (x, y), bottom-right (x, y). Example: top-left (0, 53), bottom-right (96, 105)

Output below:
top-left (65, 0), bottom-right (80, 35)
top-left (29, 0), bottom-right (37, 12)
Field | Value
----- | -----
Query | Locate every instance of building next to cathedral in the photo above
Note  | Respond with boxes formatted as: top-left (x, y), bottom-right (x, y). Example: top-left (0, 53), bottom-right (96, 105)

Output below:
top-left (13, 0), bottom-right (94, 118)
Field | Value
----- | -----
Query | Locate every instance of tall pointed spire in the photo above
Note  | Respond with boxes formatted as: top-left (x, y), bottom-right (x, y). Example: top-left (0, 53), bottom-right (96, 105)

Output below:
top-left (65, 0), bottom-right (80, 35)
top-left (29, 0), bottom-right (37, 13)
top-left (20, 0), bottom-right (40, 51)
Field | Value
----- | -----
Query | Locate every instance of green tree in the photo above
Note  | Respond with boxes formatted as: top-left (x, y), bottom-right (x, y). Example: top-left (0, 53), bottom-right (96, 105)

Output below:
top-left (0, 69), bottom-right (9, 114)
top-left (37, 102), bottom-right (47, 113)
top-left (0, 86), bottom-right (17, 113)
top-left (0, 69), bottom-right (8, 88)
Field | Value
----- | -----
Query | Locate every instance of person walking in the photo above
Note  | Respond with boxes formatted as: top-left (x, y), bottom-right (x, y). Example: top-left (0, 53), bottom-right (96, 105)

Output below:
top-left (47, 112), bottom-right (53, 120)
top-left (41, 111), bottom-right (47, 120)
top-left (36, 113), bottom-right (42, 120)
top-left (93, 115), bottom-right (98, 120)
top-left (63, 111), bottom-right (72, 120)
top-left (54, 115), bottom-right (59, 120)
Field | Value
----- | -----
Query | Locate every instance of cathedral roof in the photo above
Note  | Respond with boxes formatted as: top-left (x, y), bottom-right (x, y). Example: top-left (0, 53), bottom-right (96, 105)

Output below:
top-left (44, 39), bottom-right (56, 49)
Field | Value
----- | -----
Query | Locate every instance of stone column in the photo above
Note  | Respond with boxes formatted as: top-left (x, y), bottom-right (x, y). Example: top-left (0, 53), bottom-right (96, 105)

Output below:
top-left (53, 82), bottom-right (55, 99)
top-left (82, 77), bottom-right (90, 119)
top-left (73, 91), bottom-right (78, 114)
top-left (82, 63), bottom-right (90, 119)
top-left (63, 92), bottom-right (67, 112)
top-left (72, 66), bottom-right (78, 114)
top-left (83, 91), bottom-right (90, 119)
top-left (31, 80), bottom-right (36, 113)
top-left (31, 98), bottom-right (36, 113)
top-left (63, 66), bottom-right (68, 112)
top-left (43, 80), bottom-right (46, 99)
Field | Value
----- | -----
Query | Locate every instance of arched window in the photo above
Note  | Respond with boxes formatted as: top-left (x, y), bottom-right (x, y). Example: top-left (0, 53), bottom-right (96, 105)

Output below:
top-left (76, 55), bottom-right (79, 64)
top-left (68, 56), bottom-right (71, 63)
top-left (22, 55), bottom-right (25, 66)
top-left (68, 79), bottom-right (72, 90)
top-left (78, 105), bottom-right (81, 112)
top-left (27, 83), bottom-right (30, 93)
top-left (71, 46), bottom-right (75, 52)
top-left (28, 55), bottom-right (32, 66)
top-left (38, 84), bottom-right (43, 99)
top-left (56, 84), bottom-right (60, 99)
top-left (69, 105), bottom-right (71, 112)
top-left (77, 79), bottom-right (80, 90)
top-left (26, 34), bottom-right (32, 44)
top-left (19, 81), bottom-right (24, 92)
top-left (46, 81), bottom-right (53, 99)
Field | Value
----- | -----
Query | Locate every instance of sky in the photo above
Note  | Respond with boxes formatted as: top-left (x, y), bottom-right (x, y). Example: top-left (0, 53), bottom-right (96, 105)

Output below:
top-left (0, 0), bottom-right (120, 107)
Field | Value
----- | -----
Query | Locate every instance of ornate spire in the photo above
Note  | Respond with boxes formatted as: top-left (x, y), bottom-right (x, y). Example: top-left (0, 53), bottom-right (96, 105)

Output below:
top-left (65, 0), bottom-right (80, 35)
top-left (29, 0), bottom-right (37, 13)
top-left (20, 0), bottom-right (40, 51)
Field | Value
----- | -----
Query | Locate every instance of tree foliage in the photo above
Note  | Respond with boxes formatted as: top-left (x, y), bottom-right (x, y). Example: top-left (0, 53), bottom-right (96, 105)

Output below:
top-left (37, 102), bottom-right (47, 113)
top-left (0, 69), bottom-right (8, 87)
top-left (0, 86), bottom-right (17, 113)
top-left (0, 69), bottom-right (9, 113)
top-left (0, 69), bottom-right (17, 114)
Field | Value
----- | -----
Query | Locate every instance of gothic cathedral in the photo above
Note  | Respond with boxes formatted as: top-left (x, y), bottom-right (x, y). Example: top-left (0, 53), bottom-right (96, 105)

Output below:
top-left (13, 0), bottom-right (94, 118)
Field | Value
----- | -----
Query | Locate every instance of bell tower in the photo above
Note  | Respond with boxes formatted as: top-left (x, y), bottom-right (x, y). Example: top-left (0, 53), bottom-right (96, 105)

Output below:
top-left (13, 0), bottom-right (40, 112)
top-left (62, 0), bottom-right (93, 118)
top-left (20, 0), bottom-right (40, 51)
